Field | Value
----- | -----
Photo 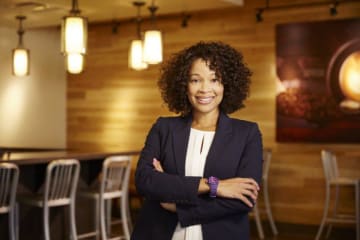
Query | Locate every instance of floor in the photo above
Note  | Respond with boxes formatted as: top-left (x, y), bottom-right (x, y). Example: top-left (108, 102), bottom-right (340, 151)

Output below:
top-left (249, 220), bottom-right (356, 240)
top-left (110, 209), bottom-right (356, 240)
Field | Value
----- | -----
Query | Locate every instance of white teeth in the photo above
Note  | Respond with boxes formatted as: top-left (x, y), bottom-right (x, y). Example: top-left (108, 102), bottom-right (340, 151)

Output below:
top-left (197, 97), bottom-right (213, 104)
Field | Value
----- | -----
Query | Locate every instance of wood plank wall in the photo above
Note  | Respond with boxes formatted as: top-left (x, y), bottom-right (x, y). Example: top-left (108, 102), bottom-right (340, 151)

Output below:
top-left (67, 0), bottom-right (360, 225)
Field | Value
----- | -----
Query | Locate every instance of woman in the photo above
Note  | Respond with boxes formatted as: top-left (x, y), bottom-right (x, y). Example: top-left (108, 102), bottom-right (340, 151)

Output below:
top-left (131, 41), bottom-right (263, 240)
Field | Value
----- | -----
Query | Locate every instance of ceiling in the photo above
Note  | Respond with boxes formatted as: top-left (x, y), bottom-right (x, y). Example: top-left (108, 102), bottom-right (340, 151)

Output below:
top-left (0, 0), bottom-right (244, 29)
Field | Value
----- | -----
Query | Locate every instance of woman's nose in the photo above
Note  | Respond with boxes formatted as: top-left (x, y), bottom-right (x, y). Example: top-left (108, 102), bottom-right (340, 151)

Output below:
top-left (199, 80), bottom-right (211, 92)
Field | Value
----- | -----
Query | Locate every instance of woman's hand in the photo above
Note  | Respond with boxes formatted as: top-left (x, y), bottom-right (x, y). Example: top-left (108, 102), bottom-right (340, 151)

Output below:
top-left (160, 202), bottom-right (176, 212)
top-left (153, 158), bottom-right (177, 212)
top-left (217, 178), bottom-right (260, 207)
top-left (153, 158), bottom-right (164, 172)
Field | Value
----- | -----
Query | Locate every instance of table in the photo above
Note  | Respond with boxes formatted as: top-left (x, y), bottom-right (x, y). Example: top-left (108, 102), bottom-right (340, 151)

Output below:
top-left (0, 147), bottom-right (67, 159)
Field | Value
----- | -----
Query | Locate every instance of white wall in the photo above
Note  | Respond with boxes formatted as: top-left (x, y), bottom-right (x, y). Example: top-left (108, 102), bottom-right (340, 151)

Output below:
top-left (0, 26), bottom-right (66, 148)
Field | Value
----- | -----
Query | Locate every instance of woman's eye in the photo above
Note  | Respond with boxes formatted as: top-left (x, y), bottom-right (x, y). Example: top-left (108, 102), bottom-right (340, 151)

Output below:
top-left (190, 79), bottom-right (199, 83)
top-left (212, 78), bottom-right (219, 82)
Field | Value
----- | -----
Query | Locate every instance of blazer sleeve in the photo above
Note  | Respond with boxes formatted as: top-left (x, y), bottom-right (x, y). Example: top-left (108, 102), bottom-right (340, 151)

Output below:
top-left (135, 118), bottom-right (201, 204)
top-left (176, 123), bottom-right (263, 227)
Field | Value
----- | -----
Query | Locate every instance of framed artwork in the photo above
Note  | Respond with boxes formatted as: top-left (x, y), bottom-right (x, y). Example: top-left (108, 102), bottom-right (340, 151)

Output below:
top-left (276, 18), bottom-right (360, 142)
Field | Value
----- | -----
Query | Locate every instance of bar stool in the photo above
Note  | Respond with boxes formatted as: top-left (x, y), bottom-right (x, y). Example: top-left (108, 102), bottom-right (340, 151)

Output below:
top-left (0, 163), bottom-right (19, 240)
top-left (78, 155), bottom-right (132, 240)
top-left (250, 148), bottom-right (278, 239)
top-left (315, 150), bottom-right (359, 240)
top-left (18, 159), bottom-right (80, 240)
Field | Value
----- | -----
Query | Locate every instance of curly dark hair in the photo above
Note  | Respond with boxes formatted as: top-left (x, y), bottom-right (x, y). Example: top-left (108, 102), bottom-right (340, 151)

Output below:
top-left (158, 41), bottom-right (252, 116)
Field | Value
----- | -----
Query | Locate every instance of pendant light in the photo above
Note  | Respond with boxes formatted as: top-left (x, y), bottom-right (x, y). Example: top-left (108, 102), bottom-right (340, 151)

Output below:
top-left (143, 1), bottom-right (163, 64)
top-left (61, 0), bottom-right (87, 55)
top-left (12, 16), bottom-right (30, 77)
top-left (129, 1), bottom-right (148, 70)
top-left (66, 53), bottom-right (84, 74)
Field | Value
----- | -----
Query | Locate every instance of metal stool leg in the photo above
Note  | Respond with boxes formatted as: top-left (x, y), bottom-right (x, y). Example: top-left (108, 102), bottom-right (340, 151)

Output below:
top-left (356, 182), bottom-right (359, 240)
top-left (100, 195), bottom-right (107, 240)
top-left (316, 184), bottom-right (331, 240)
top-left (43, 206), bottom-right (50, 240)
top-left (14, 203), bottom-right (19, 240)
top-left (120, 195), bottom-right (130, 240)
top-left (70, 201), bottom-right (78, 240)
top-left (95, 198), bottom-right (100, 240)
top-left (253, 205), bottom-right (264, 239)
top-left (126, 193), bottom-right (133, 232)
top-left (263, 179), bottom-right (278, 235)
top-left (9, 203), bottom-right (17, 240)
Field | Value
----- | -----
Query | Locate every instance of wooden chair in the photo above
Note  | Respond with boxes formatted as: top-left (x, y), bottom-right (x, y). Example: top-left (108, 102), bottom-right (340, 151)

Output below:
top-left (78, 155), bottom-right (132, 240)
top-left (250, 148), bottom-right (278, 239)
top-left (19, 159), bottom-right (80, 240)
top-left (315, 150), bottom-right (359, 240)
top-left (0, 163), bottom-right (19, 240)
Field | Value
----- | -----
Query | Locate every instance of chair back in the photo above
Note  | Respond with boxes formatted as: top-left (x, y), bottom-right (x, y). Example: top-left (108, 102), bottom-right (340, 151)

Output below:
top-left (100, 156), bottom-right (132, 196)
top-left (262, 148), bottom-right (272, 180)
top-left (0, 163), bottom-right (19, 213)
top-left (44, 159), bottom-right (80, 206)
top-left (321, 150), bottom-right (339, 183)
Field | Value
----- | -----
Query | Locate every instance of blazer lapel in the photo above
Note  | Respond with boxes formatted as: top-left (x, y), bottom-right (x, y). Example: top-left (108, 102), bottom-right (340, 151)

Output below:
top-left (203, 112), bottom-right (233, 176)
top-left (172, 115), bottom-right (192, 176)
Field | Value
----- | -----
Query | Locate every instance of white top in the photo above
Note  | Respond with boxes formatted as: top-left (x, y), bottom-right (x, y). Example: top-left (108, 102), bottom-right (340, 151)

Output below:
top-left (172, 128), bottom-right (215, 240)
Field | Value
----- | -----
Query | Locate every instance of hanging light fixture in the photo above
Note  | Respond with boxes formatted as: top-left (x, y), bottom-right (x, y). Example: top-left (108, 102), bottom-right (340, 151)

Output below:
top-left (66, 53), bottom-right (84, 74)
top-left (143, 1), bottom-right (163, 64)
top-left (129, 1), bottom-right (148, 70)
top-left (61, 0), bottom-right (87, 55)
top-left (12, 16), bottom-right (30, 77)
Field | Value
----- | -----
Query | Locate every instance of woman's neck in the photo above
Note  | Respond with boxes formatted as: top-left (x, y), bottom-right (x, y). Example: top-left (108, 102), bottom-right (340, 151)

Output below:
top-left (191, 110), bottom-right (220, 131)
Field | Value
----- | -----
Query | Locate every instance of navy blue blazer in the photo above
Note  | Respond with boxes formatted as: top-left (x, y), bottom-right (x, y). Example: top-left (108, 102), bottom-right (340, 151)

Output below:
top-left (131, 112), bottom-right (263, 240)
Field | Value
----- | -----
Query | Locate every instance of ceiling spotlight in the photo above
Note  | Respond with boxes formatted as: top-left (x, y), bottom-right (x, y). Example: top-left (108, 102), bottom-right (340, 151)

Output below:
top-left (112, 20), bottom-right (120, 34)
top-left (181, 13), bottom-right (191, 28)
top-left (329, 1), bottom-right (338, 16)
top-left (256, 9), bottom-right (263, 22)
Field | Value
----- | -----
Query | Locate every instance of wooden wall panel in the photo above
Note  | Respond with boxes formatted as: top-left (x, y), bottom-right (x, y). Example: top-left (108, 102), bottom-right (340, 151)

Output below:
top-left (67, 0), bottom-right (360, 225)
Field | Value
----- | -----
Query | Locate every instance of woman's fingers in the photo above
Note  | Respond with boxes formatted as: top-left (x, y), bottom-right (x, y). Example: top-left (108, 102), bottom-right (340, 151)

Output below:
top-left (152, 158), bottom-right (164, 172)
top-left (160, 202), bottom-right (176, 212)
top-left (241, 188), bottom-right (258, 201)
top-left (240, 178), bottom-right (260, 191)
top-left (217, 178), bottom-right (260, 205)
top-left (239, 194), bottom-right (254, 208)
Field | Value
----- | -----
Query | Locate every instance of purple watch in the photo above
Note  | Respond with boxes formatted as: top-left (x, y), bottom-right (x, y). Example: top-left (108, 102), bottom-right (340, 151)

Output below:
top-left (207, 176), bottom-right (219, 198)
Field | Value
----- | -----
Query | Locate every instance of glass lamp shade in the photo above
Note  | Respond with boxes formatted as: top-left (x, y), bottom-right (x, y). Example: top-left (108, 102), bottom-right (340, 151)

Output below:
top-left (129, 39), bottom-right (148, 70)
top-left (12, 48), bottom-right (30, 76)
top-left (143, 30), bottom-right (163, 64)
top-left (61, 16), bottom-right (87, 54)
top-left (66, 53), bottom-right (84, 74)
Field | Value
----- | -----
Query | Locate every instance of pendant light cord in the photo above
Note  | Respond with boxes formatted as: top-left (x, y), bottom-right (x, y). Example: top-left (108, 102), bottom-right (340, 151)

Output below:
top-left (134, 2), bottom-right (145, 39)
top-left (148, 0), bottom-right (158, 28)
top-left (16, 16), bottom-right (26, 47)
top-left (71, 0), bottom-right (81, 15)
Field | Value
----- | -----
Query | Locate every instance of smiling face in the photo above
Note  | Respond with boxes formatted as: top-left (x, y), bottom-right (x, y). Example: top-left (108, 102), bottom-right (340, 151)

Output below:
top-left (187, 58), bottom-right (224, 116)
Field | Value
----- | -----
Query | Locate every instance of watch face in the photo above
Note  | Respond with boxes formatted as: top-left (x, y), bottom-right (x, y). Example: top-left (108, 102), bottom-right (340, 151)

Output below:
top-left (209, 176), bottom-right (218, 183)
top-left (208, 176), bottom-right (219, 198)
